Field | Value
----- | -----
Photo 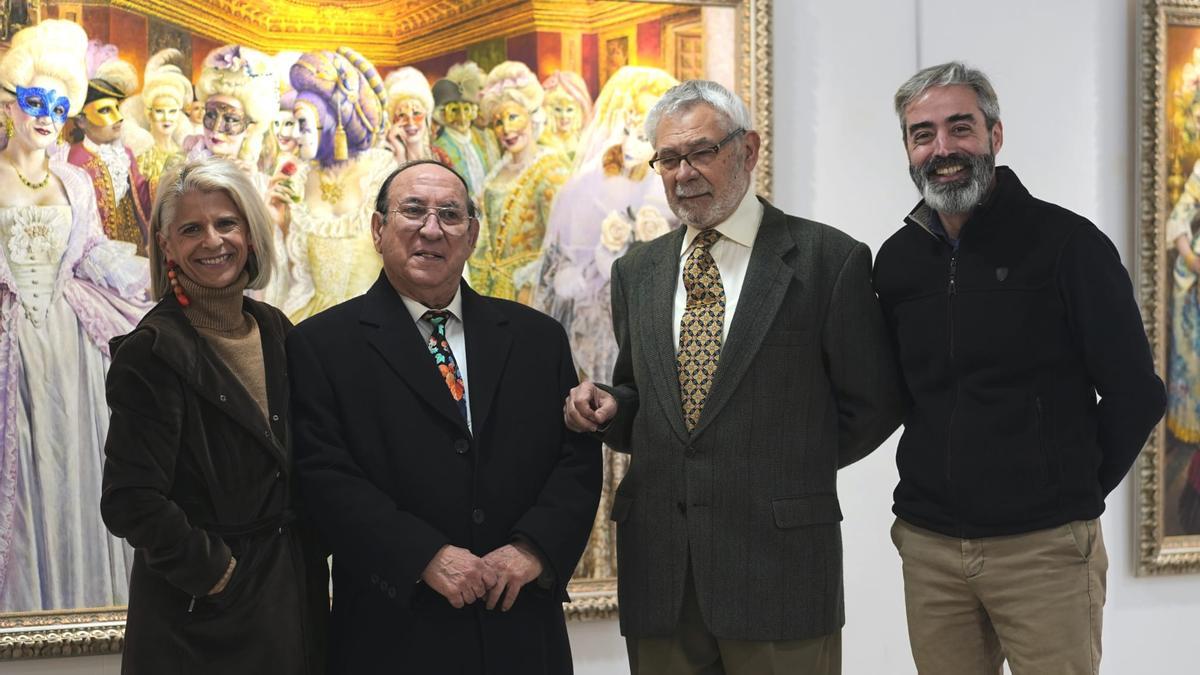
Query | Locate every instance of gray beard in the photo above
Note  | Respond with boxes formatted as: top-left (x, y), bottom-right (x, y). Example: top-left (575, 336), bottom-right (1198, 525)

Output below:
top-left (909, 151), bottom-right (994, 215)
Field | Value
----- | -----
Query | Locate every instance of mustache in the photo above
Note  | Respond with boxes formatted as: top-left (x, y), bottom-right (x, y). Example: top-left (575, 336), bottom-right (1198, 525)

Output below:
top-left (917, 153), bottom-right (977, 177)
top-left (675, 179), bottom-right (711, 198)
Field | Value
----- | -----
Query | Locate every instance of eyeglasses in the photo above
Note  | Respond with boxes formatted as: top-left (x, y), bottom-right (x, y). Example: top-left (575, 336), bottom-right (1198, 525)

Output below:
top-left (203, 104), bottom-right (251, 135)
top-left (387, 203), bottom-right (474, 235)
top-left (648, 128), bottom-right (746, 175)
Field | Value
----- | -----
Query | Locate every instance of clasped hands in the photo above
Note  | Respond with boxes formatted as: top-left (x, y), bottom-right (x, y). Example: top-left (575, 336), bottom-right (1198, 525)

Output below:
top-left (420, 542), bottom-right (543, 612)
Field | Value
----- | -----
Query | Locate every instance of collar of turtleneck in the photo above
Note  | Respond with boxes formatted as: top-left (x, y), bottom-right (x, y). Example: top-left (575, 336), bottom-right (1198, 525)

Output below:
top-left (176, 269), bottom-right (252, 335)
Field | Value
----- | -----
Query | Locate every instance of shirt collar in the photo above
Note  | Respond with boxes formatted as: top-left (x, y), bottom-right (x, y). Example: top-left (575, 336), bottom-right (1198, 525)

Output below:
top-left (400, 286), bottom-right (465, 326)
top-left (679, 187), bottom-right (763, 256)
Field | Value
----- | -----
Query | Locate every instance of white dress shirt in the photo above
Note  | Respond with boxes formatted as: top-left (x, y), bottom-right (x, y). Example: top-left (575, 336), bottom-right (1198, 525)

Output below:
top-left (672, 188), bottom-right (764, 350)
top-left (401, 288), bottom-right (472, 431)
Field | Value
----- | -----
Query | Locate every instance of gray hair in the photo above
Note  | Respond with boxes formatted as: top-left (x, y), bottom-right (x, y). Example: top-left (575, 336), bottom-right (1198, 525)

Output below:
top-left (148, 157), bottom-right (276, 299)
top-left (644, 79), bottom-right (752, 144)
top-left (894, 62), bottom-right (1000, 139)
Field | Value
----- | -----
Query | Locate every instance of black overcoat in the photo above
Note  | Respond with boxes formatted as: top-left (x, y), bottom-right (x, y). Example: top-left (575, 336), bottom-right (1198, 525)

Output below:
top-left (287, 275), bottom-right (601, 675)
top-left (101, 295), bottom-right (328, 675)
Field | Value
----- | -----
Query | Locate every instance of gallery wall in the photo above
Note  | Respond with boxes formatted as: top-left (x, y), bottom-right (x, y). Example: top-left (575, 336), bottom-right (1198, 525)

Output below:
top-left (4, 1), bottom-right (1198, 673)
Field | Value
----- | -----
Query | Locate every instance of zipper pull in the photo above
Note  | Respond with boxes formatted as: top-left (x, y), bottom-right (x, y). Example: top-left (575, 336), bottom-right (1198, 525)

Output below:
top-left (188, 596), bottom-right (196, 613)
top-left (948, 256), bottom-right (958, 295)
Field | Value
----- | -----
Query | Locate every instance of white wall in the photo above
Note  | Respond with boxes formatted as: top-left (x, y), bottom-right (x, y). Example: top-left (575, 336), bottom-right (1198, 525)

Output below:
top-left (5, 1), bottom-right (1196, 674)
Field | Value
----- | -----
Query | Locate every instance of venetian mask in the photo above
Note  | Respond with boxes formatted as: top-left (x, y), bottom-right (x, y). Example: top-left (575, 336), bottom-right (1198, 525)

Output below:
top-left (292, 101), bottom-right (321, 161)
top-left (441, 101), bottom-right (477, 133)
top-left (202, 96), bottom-right (249, 158)
top-left (273, 108), bottom-right (297, 154)
top-left (491, 100), bottom-right (532, 156)
top-left (621, 110), bottom-right (654, 167)
top-left (148, 95), bottom-right (182, 139)
top-left (545, 89), bottom-right (582, 136)
top-left (5, 76), bottom-right (70, 150)
top-left (389, 98), bottom-right (427, 141)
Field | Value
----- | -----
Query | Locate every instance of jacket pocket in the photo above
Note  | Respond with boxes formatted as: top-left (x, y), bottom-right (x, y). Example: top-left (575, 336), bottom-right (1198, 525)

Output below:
top-left (771, 494), bottom-right (843, 529)
top-left (610, 492), bottom-right (634, 524)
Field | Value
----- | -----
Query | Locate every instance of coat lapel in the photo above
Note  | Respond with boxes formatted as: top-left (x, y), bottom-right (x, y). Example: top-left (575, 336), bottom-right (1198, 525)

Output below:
top-left (691, 200), bottom-right (798, 439)
top-left (461, 286), bottom-right (512, 435)
top-left (644, 229), bottom-right (690, 444)
top-left (147, 296), bottom-right (288, 466)
top-left (359, 275), bottom-right (472, 436)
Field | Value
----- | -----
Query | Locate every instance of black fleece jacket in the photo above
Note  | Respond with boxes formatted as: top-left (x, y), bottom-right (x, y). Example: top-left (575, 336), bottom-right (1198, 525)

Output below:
top-left (873, 166), bottom-right (1165, 538)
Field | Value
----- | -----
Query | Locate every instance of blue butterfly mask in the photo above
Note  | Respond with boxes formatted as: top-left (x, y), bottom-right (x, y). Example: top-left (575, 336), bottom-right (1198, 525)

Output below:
top-left (12, 85), bottom-right (70, 125)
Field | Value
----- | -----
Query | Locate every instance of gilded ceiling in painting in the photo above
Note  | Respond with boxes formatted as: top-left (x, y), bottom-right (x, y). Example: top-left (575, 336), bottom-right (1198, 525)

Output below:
top-left (110, 0), bottom-right (701, 66)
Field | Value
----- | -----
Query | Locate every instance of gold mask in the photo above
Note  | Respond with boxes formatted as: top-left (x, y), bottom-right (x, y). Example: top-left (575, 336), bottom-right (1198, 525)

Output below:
top-left (83, 97), bottom-right (123, 128)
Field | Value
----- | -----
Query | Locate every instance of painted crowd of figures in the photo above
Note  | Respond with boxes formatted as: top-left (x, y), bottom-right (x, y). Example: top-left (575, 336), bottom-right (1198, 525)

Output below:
top-left (0, 19), bottom-right (681, 612)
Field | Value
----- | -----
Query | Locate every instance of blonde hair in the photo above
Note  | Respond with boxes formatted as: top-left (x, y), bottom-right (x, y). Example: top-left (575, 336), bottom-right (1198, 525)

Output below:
top-left (576, 66), bottom-right (677, 170)
top-left (0, 20), bottom-right (89, 114)
top-left (195, 45), bottom-right (280, 162)
top-left (142, 50), bottom-right (193, 113)
top-left (149, 157), bottom-right (276, 298)
top-left (385, 66), bottom-right (433, 119)
top-left (480, 61), bottom-right (544, 123)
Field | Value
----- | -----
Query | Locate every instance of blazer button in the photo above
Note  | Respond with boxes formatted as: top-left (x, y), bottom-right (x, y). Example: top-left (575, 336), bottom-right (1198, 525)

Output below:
top-left (454, 439), bottom-right (470, 454)
top-left (677, 502), bottom-right (687, 515)
top-left (370, 574), bottom-right (379, 585)
top-left (219, 394), bottom-right (227, 402)
top-left (388, 587), bottom-right (397, 599)
top-left (472, 508), bottom-right (485, 525)
top-left (684, 446), bottom-right (696, 458)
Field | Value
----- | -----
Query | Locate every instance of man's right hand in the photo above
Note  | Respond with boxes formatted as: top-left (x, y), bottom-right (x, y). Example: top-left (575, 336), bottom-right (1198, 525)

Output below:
top-left (563, 381), bottom-right (617, 433)
top-left (420, 545), bottom-right (497, 609)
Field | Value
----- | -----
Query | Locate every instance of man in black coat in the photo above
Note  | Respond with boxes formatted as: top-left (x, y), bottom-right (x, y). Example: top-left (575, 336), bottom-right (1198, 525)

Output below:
top-left (874, 62), bottom-right (1166, 675)
top-left (288, 159), bottom-right (602, 674)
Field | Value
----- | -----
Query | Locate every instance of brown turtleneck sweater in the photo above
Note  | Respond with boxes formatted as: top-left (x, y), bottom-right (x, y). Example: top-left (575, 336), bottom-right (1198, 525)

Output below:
top-left (177, 270), bottom-right (269, 419)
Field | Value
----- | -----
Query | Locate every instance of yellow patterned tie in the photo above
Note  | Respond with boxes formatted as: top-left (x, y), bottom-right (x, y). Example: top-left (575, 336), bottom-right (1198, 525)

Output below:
top-left (677, 229), bottom-right (725, 431)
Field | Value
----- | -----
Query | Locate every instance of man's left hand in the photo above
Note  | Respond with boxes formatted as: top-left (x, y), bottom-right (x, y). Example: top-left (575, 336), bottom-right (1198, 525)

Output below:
top-left (481, 542), bottom-right (544, 611)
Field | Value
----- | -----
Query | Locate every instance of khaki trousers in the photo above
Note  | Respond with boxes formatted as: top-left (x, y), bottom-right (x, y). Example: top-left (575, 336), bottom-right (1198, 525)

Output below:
top-left (891, 517), bottom-right (1107, 675)
top-left (626, 569), bottom-right (841, 675)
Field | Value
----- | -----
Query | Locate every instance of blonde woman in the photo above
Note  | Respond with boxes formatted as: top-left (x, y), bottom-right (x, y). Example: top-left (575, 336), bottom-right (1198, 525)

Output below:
top-left (103, 157), bottom-right (327, 673)
top-left (539, 70), bottom-right (592, 159)
top-left (0, 19), bottom-right (152, 611)
top-left (468, 60), bottom-right (570, 302)
top-left (133, 49), bottom-right (193, 197)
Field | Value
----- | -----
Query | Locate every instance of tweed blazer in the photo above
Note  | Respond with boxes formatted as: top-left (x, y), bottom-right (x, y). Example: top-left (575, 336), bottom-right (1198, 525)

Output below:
top-left (602, 198), bottom-right (905, 641)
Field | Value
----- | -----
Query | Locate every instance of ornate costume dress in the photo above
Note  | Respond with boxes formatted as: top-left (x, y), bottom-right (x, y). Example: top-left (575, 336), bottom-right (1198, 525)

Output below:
top-left (135, 143), bottom-right (184, 200)
top-left (468, 150), bottom-right (570, 302)
top-left (68, 139), bottom-right (153, 255)
top-left (1166, 160), bottom-right (1200, 442)
top-left (0, 159), bottom-right (152, 612)
top-left (283, 148), bottom-right (394, 322)
top-left (533, 154), bottom-right (676, 383)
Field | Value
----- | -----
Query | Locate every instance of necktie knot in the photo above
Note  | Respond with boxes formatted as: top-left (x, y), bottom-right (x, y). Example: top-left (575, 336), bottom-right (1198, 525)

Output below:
top-left (423, 310), bottom-right (452, 334)
top-left (692, 229), bottom-right (721, 250)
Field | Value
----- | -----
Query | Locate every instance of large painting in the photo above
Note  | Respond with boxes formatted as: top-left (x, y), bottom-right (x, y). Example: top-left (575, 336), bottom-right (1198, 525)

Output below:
top-left (0, 0), bottom-right (773, 659)
top-left (1137, 0), bottom-right (1200, 576)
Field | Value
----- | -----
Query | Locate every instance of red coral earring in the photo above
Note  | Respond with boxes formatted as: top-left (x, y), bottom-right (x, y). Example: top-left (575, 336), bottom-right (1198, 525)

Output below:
top-left (167, 259), bottom-right (190, 307)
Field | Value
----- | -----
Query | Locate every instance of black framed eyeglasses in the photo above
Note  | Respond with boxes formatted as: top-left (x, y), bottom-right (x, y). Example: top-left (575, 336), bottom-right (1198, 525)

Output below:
top-left (648, 128), bottom-right (746, 175)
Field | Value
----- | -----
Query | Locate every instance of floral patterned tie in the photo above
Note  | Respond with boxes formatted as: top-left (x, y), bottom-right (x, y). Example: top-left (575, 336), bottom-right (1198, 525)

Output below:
top-left (677, 229), bottom-right (725, 431)
top-left (423, 310), bottom-right (468, 420)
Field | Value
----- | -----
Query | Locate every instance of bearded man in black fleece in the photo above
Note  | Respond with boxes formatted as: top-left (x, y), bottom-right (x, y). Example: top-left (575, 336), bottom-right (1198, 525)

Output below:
top-left (873, 61), bottom-right (1165, 675)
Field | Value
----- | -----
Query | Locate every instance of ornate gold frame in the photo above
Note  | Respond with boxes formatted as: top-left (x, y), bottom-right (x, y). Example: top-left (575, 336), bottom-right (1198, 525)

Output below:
top-left (1136, 0), bottom-right (1200, 576)
top-left (0, 0), bottom-right (771, 659)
